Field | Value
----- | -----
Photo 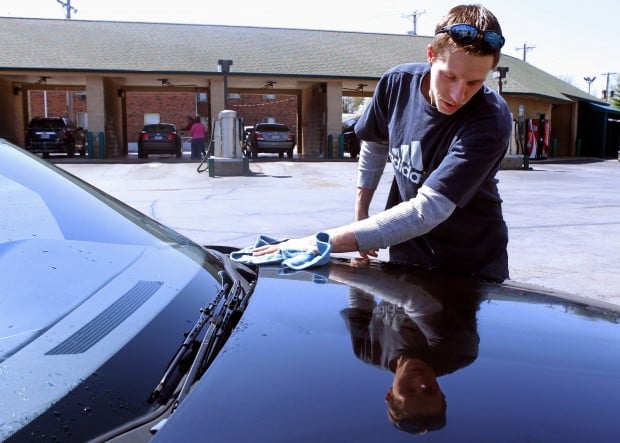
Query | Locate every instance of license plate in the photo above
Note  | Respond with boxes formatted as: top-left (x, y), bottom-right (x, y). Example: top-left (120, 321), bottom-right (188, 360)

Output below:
top-left (40, 133), bottom-right (50, 139)
top-left (154, 136), bottom-right (163, 141)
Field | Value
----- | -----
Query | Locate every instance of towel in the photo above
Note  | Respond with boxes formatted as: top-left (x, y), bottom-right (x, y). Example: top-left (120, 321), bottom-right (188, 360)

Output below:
top-left (230, 232), bottom-right (331, 270)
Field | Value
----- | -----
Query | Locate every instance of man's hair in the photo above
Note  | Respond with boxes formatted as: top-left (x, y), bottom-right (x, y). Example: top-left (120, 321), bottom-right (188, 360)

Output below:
top-left (431, 4), bottom-right (503, 68)
top-left (386, 395), bottom-right (447, 434)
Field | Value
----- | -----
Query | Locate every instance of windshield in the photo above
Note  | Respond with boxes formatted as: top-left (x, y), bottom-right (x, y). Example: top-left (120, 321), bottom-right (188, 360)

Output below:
top-left (0, 140), bottom-right (226, 440)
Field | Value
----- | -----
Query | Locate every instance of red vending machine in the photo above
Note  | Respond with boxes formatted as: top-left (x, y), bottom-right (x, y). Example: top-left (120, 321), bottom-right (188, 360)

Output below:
top-left (525, 115), bottom-right (551, 159)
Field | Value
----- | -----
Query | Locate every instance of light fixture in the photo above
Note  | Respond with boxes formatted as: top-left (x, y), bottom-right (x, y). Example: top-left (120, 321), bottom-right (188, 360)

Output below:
top-left (117, 88), bottom-right (125, 98)
top-left (37, 76), bottom-right (50, 85)
top-left (158, 78), bottom-right (174, 87)
top-left (13, 85), bottom-right (21, 96)
top-left (494, 67), bottom-right (509, 95)
top-left (263, 81), bottom-right (277, 89)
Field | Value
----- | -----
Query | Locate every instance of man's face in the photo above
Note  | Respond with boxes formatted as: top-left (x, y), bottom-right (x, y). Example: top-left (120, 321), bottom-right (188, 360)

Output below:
top-left (387, 357), bottom-right (444, 417)
top-left (426, 45), bottom-right (494, 115)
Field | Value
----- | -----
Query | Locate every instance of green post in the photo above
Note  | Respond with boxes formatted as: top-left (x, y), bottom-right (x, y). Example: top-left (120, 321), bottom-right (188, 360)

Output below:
top-left (327, 135), bottom-right (333, 159)
top-left (98, 132), bottom-right (105, 159)
top-left (551, 138), bottom-right (557, 158)
top-left (338, 133), bottom-right (345, 159)
top-left (576, 139), bottom-right (582, 157)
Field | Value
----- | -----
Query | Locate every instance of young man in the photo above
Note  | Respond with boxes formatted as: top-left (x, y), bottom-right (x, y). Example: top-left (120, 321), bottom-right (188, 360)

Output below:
top-left (254, 4), bottom-right (511, 282)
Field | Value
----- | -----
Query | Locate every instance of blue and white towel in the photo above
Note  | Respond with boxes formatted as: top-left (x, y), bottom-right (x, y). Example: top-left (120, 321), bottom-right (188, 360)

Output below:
top-left (230, 232), bottom-right (331, 270)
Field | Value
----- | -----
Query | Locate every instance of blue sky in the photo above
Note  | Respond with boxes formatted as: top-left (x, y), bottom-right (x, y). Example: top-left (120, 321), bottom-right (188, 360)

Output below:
top-left (4, 0), bottom-right (618, 97)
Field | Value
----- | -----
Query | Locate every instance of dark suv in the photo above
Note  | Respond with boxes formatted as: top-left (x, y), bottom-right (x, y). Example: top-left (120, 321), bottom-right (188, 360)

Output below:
top-left (25, 117), bottom-right (85, 157)
top-left (341, 116), bottom-right (361, 158)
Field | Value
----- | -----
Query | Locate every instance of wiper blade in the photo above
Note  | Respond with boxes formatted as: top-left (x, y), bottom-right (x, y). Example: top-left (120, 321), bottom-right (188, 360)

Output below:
top-left (148, 282), bottom-right (226, 403)
top-left (149, 265), bottom-right (253, 405)
top-left (175, 269), bottom-right (249, 405)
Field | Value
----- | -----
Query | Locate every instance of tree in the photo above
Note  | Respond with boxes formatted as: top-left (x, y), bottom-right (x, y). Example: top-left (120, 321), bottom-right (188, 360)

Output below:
top-left (611, 77), bottom-right (620, 109)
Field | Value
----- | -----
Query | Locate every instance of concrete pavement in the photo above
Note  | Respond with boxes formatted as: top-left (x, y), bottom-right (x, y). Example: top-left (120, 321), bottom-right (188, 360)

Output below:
top-left (56, 156), bottom-right (620, 308)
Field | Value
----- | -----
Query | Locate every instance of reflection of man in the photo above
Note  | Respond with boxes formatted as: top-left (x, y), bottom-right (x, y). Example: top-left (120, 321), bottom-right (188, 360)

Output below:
top-left (335, 261), bottom-right (482, 434)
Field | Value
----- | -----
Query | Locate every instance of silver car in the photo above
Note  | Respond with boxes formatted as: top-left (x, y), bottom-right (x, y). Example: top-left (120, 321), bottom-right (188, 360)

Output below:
top-left (249, 123), bottom-right (296, 158)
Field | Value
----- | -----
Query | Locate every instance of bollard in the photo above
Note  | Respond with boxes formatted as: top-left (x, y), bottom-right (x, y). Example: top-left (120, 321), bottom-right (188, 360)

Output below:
top-left (338, 133), bottom-right (345, 159)
top-left (552, 138), bottom-right (557, 158)
top-left (98, 132), bottom-right (105, 159)
top-left (327, 135), bottom-right (333, 159)
top-left (576, 139), bottom-right (581, 157)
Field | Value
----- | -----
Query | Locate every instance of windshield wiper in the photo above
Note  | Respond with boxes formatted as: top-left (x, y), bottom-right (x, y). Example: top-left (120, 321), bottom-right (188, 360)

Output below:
top-left (149, 263), bottom-right (254, 406)
top-left (88, 256), bottom-right (256, 442)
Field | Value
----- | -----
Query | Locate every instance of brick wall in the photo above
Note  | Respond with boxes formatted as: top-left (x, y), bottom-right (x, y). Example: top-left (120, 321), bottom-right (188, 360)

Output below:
top-left (227, 94), bottom-right (298, 130)
top-left (29, 90), bottom-right (88, 124)
top-left (28, 89), bottom-right (298, 146)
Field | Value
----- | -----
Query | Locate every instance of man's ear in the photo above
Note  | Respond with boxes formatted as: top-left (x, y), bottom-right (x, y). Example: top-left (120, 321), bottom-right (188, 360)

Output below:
top-left (426, 44), bottom-right (435, 64)
top-left (385, 387), bottom-right (393, 402)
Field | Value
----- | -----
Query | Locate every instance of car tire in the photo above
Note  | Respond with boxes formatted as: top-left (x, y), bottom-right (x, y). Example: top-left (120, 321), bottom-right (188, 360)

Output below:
top-left (286, 149), bottom-right (293, 158)
top-left (66, 141), bottom-right (75, 158)
top-left (176, 148), bottom-right (182, 158)
top-left (349, 139), bottom-right (360, 159)
top-left (138, 149), bottom-right (147, 159)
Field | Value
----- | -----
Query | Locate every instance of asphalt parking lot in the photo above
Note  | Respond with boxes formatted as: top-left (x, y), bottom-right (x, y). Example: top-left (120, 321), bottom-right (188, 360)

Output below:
top-left (56, 156), bottom-right (620, 309)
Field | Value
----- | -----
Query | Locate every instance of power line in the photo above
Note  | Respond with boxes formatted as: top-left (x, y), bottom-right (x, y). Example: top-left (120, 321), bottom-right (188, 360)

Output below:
top-left (402, 9), bottom-right (426, 36)
top-left (516, 42), bottom-right (535, 62)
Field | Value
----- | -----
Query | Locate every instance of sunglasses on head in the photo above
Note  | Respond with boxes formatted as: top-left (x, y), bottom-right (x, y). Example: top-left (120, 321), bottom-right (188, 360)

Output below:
top-left (435, 24), bottom-right (505, 51)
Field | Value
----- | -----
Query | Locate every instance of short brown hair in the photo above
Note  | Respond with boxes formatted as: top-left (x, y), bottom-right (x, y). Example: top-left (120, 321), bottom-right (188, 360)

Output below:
top-left (431, 4), bottom-right (503, 68)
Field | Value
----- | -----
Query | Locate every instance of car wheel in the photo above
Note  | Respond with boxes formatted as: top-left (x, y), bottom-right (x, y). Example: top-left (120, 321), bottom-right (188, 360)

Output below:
top-left (138, 149), bottom-right (147, 159)
top-left (66, 141), bottom-right (75, 158)
top-left (286, 149), bottom-right (293, 158)
top-left (176, 148), bottom-right (182, 158)
top-left (349, 139), bottom-right (360, 159)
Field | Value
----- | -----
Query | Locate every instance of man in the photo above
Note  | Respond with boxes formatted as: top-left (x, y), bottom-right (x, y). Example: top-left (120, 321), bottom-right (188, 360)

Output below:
top-left (333, 259), bottom-right (482, 434)
top-left (254, 4), bottom-right (511, 282)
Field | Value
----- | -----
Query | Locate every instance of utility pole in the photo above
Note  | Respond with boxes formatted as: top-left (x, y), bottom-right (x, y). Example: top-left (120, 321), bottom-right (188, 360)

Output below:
top-left (402, 9), bottom-right (426, 36)
top-left (600, 72), bottom-right (618, 101)
top-left (56, 0), bottom-right (77, 19)
top-left (516, 42), bottom-right (535, 62)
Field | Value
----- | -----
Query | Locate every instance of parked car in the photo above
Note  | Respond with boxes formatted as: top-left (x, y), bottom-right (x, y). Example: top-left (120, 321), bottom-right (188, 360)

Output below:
top-left (341, 115), bottom-right (361, 158)
top-left (24, 116), bottom-right (85, 157)
top-left (248, 122), bottom-right (295, 158)
top-left (1, 138), bottom-right (619, 442)
top-left (138, 123), bottom-right (182, 159)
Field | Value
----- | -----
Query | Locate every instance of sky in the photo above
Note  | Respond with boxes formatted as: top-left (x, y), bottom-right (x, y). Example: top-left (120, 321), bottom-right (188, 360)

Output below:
top-left (4, 0), bottom-right (618, 98)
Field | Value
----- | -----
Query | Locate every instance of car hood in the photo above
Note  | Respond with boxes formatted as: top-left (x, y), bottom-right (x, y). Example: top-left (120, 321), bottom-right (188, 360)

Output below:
top-left (152, 258), bottom-right (620, 443)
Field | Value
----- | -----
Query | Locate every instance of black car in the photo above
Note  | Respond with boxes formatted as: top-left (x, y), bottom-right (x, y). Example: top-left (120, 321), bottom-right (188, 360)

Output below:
top-left (341, 116), bottom-right (361, 158)
top-left (24, 116), bottom-right (85, 157)
top-left (138, 123), bottom-right (183, 159)
top-left (1, 139), bottom-right (619, 442)
top-left (248, 123), bottom-right (296, 158)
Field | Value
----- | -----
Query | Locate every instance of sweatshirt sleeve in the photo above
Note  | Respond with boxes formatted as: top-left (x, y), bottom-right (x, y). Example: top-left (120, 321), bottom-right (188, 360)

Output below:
top-left (352, 185), bottom-right (456, 252)
top-left (356, 140), bottom-right (389, 190)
